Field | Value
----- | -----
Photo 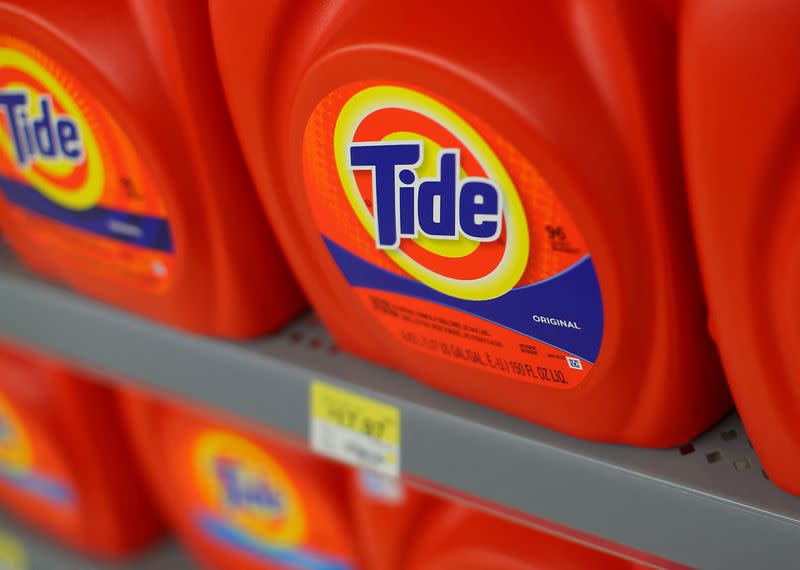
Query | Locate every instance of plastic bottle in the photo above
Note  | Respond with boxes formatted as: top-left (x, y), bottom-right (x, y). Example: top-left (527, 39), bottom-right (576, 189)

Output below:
top-left (121, 391), bottom-right (359, 570)
top-left (210, 0), bottom-right (730, 445)
top-left (680, 0), bottom-right (800, 493)
top-left (349, 469), bottom-right (436, 570)
top-left (350, 469), bottom-right (641, 569)
top-left (407, 503), bottom-right (643, 570)
top-left (0, 0), bottom-right (304, 338)
top-left (0, 341), bottom-right (162, 558)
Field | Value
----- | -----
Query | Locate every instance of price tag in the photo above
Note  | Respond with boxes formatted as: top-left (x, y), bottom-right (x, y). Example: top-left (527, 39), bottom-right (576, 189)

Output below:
top-left (310, 380), bottom-right (401, 477)
top-left (0, 531), bottom-right (27, 570)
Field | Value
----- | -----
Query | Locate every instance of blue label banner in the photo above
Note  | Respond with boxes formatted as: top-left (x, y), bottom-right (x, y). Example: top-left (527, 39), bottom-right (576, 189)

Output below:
top-left (198, 512), bottom-right (353, 570)
top-left (0, 176), bottom-right (173, 253)
top-left (324, 236), bottom-right (603, 363)
top-left (0, 470), bottom-right (74, 506)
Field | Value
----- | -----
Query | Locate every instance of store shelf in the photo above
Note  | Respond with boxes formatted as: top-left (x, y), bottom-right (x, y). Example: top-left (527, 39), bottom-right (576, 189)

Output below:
top-left (1, 246), bottom-right (800, 569)
top-left (0, 508), bottom-right (195, 570)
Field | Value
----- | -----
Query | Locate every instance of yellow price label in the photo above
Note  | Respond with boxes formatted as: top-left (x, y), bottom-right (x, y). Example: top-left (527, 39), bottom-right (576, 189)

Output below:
top-left (310, 380), bottom-right (401, 476)
top-left (311, 381), bottom-right (400, 445)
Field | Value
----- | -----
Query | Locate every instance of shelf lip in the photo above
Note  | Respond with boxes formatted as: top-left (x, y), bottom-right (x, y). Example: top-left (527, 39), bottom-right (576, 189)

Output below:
top-left (2, 250), bottom-right (800, 569)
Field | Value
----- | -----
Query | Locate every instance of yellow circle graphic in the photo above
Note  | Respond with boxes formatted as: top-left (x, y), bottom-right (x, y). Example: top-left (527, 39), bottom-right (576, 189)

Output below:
top-left (333, 85), bottom-right (529, 301)
top-left (194, 430), bottom-right (306, 547)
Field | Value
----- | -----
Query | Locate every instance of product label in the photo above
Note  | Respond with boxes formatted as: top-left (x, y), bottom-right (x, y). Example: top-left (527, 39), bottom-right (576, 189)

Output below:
top-left (303, 82), bottom-right (603, 389)
top-left (191, 430), bottom-right (351, 570)
top-left (0, 393), bottom-right (74, 509)
top-left (310, 380), bottom-right (401, 477)
top-left (0, 37), bottom-right (174, 291)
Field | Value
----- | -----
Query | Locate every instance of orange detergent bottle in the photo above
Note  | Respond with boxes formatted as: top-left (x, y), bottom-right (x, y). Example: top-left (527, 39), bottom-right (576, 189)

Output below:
top-left (210, 0), bottom-right (730, 445)
top-left (122, 391), bottom-right (359, 570)
top-left (0, 1), bottom-right (304, 338)
top-left (407, 504), bottom-right (643, 570)
top-left (0, 340), bottom-right (162, 558)
top-left (349, 470), bottom-right (436, 570)
top-left (350, 470), bottom-right (641, 570)
top-left (681, 0), bottom-right (800, 493)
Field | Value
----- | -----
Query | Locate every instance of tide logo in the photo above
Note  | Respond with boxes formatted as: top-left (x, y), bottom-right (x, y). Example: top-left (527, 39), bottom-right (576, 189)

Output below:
top-left (215, 456), bottom-right (285, 517)
top-left (333, 84), bottom-right (530, 301)
top-left (0, 39), bottom-right (104, 211)
top-left (194, 431), bottom-right (306, 547)
top-left (0, 92), bottom-right (84, 169)
top-left (349, 143), bottom-right (502, 250)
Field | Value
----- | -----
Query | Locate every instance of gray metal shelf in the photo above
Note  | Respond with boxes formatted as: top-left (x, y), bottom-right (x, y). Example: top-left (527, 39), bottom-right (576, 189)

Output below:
top-left (0, 247), bottom-right (799, 569)
top-left (0, 508), bottom-right (195, 570)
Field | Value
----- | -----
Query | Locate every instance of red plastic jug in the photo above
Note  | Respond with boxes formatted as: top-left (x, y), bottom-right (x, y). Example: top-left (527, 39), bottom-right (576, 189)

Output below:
top-left (0, 341), bottom-right (162, 558)
top-left (210, 0), bottom-right (730, 445)
top-left (122, 391), bottom-right (359, 570)
top-left (0, 0), bottom-right (304, 338)
top-left (351, 470), bottom-right (642, 569)
top-left (349, 470), bottom-right (436, 570)
top-left (407, 503), bottom-right (642, 570)
top-left (680, 0), bottom-right (800, 493)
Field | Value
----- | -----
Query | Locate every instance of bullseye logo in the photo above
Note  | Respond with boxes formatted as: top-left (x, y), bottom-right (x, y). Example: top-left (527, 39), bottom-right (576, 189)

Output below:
top-left (0, 41), bottom-right (104, 211)
top-left (334, 85), bottom-right (529, 301)
top-left (193, 431), bottom-right (306, 550)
